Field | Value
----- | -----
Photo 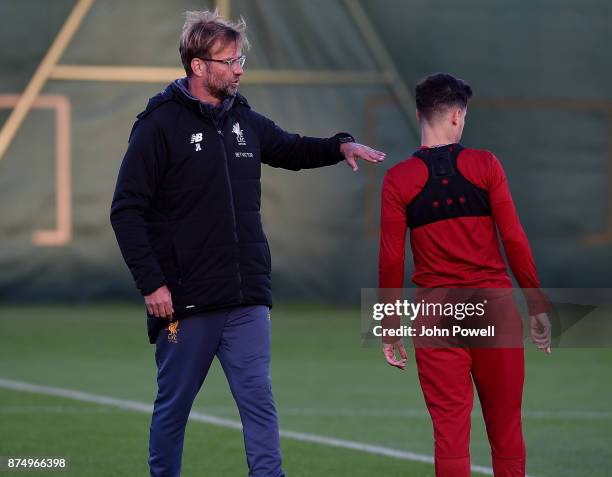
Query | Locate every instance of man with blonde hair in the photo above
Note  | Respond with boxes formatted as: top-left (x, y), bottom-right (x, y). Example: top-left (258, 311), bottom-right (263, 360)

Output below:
top-left (111, 9), bottom-right (384, 477)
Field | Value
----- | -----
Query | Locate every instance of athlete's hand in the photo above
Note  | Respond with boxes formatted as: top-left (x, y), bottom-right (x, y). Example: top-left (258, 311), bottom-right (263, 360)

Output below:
top-left (530, 313), bottom-right (551, 354)
top-left (340, 142), bottom-right (385, 172)
top-left (145, 285), bottom-right (174, 320)
top-left (383, 339), bottom-right (407, 370)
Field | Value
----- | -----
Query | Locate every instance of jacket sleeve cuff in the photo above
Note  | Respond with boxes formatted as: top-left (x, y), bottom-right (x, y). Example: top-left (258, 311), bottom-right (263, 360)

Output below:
top-left (332, 132), bottom-right (355, 162)
top-left (138, 277), bottom-right (166, 297)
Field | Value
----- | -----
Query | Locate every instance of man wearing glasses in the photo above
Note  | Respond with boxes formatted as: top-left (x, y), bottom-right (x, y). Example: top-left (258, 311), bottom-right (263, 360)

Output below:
top-left (110, 9), bottom-right (384, 477)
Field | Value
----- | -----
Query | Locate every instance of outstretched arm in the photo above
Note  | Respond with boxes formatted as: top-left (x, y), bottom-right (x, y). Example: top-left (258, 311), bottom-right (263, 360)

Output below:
top-left (256, 112), bottom-right (384, 171)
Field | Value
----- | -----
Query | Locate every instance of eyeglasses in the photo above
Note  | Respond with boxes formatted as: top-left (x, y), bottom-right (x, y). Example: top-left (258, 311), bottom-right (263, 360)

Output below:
top-left (199, 55), bottom-right (246, 70)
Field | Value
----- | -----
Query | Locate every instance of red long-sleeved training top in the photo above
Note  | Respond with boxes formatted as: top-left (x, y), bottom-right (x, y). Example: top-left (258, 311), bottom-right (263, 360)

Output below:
top-left (378, 144), bottom-right (547, 315)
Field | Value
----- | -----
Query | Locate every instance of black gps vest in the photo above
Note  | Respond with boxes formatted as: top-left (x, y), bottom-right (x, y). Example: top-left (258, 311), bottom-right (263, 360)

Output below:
top-left (406, 144), bottom-right (492, 229)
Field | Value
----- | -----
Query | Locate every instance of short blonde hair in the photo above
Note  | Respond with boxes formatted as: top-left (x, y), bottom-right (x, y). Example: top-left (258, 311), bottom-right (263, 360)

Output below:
top-left (179, 10), bottom-right (250, 76)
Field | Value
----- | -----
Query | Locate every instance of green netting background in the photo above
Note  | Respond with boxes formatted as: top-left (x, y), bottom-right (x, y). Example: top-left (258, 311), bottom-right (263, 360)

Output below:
top-left (1, 0), bottom-right (611, 303)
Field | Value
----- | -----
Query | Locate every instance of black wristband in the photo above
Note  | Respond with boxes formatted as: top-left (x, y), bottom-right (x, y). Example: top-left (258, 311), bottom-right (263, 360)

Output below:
top-left (337, 133), bottom-right (355, 144)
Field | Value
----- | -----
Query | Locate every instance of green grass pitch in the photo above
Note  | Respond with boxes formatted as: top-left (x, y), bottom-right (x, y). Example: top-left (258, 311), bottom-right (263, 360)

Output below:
top-left (0, 303), bottom-right (610, 476)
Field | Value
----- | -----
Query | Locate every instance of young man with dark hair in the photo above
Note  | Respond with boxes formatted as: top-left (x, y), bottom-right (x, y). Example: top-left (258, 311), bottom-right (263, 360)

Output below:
top-left (378, 73), bottom-right (551, 477)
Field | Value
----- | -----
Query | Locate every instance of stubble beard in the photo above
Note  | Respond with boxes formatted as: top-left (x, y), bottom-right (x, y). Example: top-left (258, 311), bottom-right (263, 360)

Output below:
top-left (206, 69), bottom-right (238, 100)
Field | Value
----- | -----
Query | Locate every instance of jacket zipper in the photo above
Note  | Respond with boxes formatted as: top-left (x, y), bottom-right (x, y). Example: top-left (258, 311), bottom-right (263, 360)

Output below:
top-left (216, 122), bottom-right (244, 302)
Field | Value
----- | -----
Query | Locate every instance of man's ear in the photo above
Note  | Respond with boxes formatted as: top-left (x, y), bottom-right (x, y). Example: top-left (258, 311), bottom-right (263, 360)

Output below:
top-left (415, 109), bottom-right (421, 123)
top-left (191, 58), bottom-right (205, 78)
top-left (450, 107), bottom-right (462, 126)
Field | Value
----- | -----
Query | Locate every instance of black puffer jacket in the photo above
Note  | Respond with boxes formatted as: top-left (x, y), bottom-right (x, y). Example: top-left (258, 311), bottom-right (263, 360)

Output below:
top-left (110, 79), bottom-right (348, 342)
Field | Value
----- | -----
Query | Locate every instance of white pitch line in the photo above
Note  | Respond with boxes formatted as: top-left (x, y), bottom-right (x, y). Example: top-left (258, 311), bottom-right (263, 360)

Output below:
top-left (523, 410), bottom-right (612, 419)
top-left (1, 377), bottom-right (536, 477)
top-left (200, 406), bottom-right (612, 420)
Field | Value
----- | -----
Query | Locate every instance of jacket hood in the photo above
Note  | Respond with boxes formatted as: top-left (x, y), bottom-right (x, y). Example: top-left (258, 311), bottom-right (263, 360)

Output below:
top-left (137, 77), bottom-right (250, 120)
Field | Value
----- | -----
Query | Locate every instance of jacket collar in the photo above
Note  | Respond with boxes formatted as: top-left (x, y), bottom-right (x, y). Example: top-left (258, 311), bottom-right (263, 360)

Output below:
top-left (137, 77), bottom-right (250, 122)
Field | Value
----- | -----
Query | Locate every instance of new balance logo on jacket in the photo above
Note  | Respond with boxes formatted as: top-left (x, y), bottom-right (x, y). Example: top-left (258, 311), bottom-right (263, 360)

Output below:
top-left (190, 132), bottom-right (203, 151)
